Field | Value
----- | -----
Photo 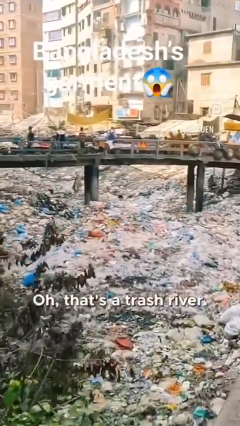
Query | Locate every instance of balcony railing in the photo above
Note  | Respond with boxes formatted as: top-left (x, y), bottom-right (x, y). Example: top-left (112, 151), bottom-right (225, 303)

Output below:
top-left (155, 13), bottom-right (180, 27)
top-left (92, 0), bottom-right (113, 9)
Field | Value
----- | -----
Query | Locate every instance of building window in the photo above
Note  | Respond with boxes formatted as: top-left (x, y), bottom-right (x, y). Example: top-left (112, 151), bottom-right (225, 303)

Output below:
top-left (68, 26), bottom-right (72, 34)
top-left (46, 69), bottom-right (61, 78)
top-left (86, 84), bottom-right (90, 94)
top-left (201, 73), bottom-right (211, 86)
top-left (235, 0), bottom-right (240, 11)
top-left (0, 4), bottom-right (3, 13)
top-left (9, 2), bottom-right (16, 12)
top-left (156, 4), bottom-right (161, 13)
top-left (173, 8), bottom-right (179, 17)
top-left (102, 12), bottom-right (109, 23)
top-left (9, 54), bottom-right (17, 64)
top-left (69, 66), bottom-right (74, 75)
top-left (163, 59), bottom-right (174, 70)
top-left (94, 64), bottom-right (97, 73)
top-left (86, 64), bottom-right (89, 71)
top-left (9, 37), bottom-right (16, 47)
top-left (0, 90), bottom-right (5, 99)
top-left (11, 90), bottom-right (18, 100)
top-left (0, 21), bottom-right (3, 31)
top-left (62, 6), bottom-right (66, 16)
top-left (153, 32), bottom-right (158, 42)
top-left (164, 6), bottom-right (170, 15)
top-left (203, 41), bottom-right (211, 54)
top-left (44, 10), bottom-right (61, 22)
top-left (48, 30), bottom-right (62, 42)
top-left (201, 107), bottom-right (209, 116)
top-left (87, 14), bottom-right (91, 26)
top-left (10, 72), bottom-right (17, 82)
top-left (86, 38), bottom-right (91, 47)
top-left (8, 20), bottom-right (16, 29)
top-left (0, 38), bottom-right (4, 48)
top-left (94, 88), bottom-right (98, 97)
top-left (0, 56), bottom-right (4, 65)
top-left (81, 65), bottom-right (85, 73)
top-left (82, 20), bottom-right (85, 30)
top-left (0, 73), bottom-right (4, 82)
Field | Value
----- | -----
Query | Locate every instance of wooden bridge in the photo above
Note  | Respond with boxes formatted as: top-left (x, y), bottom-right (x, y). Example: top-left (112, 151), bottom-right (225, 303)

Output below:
top-left (0, 138), bottom-right (239, 213)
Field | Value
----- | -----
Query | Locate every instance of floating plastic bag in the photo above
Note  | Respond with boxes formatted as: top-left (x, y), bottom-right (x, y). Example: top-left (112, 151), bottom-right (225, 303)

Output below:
top-left (14, 200), bottom-right (23, 206)
top-left (16, 225), bottom-right (26, 234)
top-left (23, 272), bottom-right (37, 287)
top-left (224, 317), bottom-right (240, 338)
top-left (0, 204), bottom-right (10, 213)
top-left (73, 249), bottom-right (82, 257)
top-left (219, 304), bottom-right (240, 325)
top-left (89, 229), bottom-right (105, 238)
top-left (115, 338), bottom-right (133, 350)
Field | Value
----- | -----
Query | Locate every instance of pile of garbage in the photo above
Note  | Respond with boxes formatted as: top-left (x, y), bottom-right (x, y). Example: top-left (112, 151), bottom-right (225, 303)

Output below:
top-left (1, 165), bottom-right (240, 425)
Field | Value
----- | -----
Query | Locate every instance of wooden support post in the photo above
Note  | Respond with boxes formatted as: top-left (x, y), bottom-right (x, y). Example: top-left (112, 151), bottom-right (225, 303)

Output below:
top-left (221, 168), bottom-right (225, 190)
top-left (90, 165), bottom-right (99, 201)
top-left (195, 163), bottom-right (205, 212)
top-left (84, 165), bottom-right (91, 205)
top-left (186, 164), bottom-right (195, 212)
top-left (84, 165), bottom-right (99, 204)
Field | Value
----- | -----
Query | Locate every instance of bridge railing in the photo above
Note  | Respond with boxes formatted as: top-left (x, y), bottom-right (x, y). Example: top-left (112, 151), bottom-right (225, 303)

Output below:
top-left (102, 139), bottom-right (202, 157)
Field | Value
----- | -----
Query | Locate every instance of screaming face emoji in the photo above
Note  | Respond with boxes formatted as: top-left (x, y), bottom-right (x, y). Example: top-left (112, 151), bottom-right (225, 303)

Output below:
top-left (143, 67), bottom-right (173, 98)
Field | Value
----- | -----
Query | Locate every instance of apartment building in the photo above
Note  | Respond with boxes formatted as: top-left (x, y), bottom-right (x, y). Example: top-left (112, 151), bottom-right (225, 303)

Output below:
top-left (186, 28), bottom-right (240, 116)
top-left (141, 0), bottom-right (182, 121)
top-left (55, 0), bottom-right (115, 115)
top-left (92, 0), bottom-right (116, 116)
top-left (43, 0), bottom-right (62, 114)
top-left (0, 0), bottom-right (43, 121)
top-left (40, 0), bottom-right (240, 121)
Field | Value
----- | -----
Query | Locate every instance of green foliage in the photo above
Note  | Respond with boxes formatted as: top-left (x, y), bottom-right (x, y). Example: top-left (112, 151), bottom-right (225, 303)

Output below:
top-left (48, 120), bottom-right (66, 132)
top-left (2, 375), bottom-right (108, 426)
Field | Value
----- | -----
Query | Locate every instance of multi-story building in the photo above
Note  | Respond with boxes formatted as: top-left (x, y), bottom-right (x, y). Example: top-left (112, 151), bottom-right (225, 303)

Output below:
top-left (186, 28), bottom-right (240, 116)
top-left (40, 0), bottom-right (240, 121)
top-left (115, 0), bottom-right (240, 121)
top-left (141, 0), bottom-right (182, 121)
top-left (92, 0), bottom-right (116, 116)
top-left (52, 0), bottom-right (115, 116)
top-left (43, 0), bottom-right (62, 115)
top-left (0, 0), bottom-right (43, 121)
top-left (115, 0), bottom-right (144, 120)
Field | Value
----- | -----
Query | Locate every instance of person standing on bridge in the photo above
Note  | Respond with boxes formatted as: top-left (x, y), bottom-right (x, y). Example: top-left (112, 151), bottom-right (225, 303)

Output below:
top-left (27, 126), bottom-right (34, 148)
top-left (107, 127), bottom-right (117, 141)
top-left (79, 127), bottom-right (86, 150)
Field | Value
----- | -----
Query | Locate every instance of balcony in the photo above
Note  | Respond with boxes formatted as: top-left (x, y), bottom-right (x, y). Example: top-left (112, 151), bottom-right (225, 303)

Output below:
top-left (92, 0), bottom-right (114, 11)
top-left (93, 19), bottom-right (112, 32)
top-left (155, 13), bottom-right (180, 27)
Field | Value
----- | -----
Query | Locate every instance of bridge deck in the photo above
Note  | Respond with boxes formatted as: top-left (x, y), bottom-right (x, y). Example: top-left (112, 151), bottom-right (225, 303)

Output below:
top-left (0, 141), bottom-right (238, 213)
top-left (0, 137), bottom-right (239, 168)
top-left (0, 151), bottom-right (240, 169)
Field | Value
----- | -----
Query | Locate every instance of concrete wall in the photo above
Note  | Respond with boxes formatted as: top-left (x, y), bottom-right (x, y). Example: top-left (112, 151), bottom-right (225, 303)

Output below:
top-left (211, 0), bottom-right (240, 30)
top-left (187, 65), bottom-right (240, 115)
top-left (188, 33), bottom-right (235, 65)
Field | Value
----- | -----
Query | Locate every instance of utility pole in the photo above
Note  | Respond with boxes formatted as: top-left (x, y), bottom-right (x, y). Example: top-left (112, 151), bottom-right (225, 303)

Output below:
top-left (75, 0), bottom-right (79, 114)
top-left (113, 0), bottom-right (119, 120)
